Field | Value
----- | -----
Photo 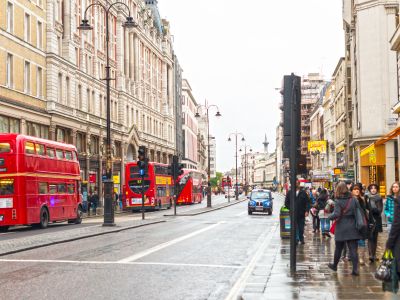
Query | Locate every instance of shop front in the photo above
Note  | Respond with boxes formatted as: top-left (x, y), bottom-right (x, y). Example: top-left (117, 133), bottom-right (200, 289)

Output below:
top-left (360, 143), bottom-right (386, 196)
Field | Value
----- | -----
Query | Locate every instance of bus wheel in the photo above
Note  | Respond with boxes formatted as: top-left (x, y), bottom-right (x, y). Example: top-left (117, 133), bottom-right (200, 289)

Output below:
top-left (0, 226), bottom-right (9, 232)
top-left (69, 206), bottom-right (83, 224)
top-left (39, 207), bottom-right (49, 229)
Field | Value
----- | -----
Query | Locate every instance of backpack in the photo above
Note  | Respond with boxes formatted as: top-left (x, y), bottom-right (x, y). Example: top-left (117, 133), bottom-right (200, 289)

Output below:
top-left (354, 199), bottom-right (368, 238)
top-left (317, 198), bottom-right (326, 211)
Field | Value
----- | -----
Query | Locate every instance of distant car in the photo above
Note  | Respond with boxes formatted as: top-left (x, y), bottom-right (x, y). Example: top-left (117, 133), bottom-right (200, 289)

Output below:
top-left (248, 189), bottom-right (273, 215)
top-left (225, 189), bottom-right (235, 198)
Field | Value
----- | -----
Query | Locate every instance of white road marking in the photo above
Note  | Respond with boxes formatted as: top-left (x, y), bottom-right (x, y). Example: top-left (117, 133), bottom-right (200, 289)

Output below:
top-left (118, 221), bottom-right (224, 263)
top-left (235, 211), bottom-right (247, 217)
top-left (0, 258), bottom-right (241, 269)
top-left (224, 223), bottom-right (278, 300)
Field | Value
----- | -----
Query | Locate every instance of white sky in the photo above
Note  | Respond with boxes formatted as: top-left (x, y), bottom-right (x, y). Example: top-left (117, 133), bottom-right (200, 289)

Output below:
top-left (158, 0), bottom-right (344, 172)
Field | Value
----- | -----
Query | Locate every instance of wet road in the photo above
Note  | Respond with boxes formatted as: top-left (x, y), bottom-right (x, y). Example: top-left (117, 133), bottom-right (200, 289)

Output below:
top-left (0, 194), bottom-right (230, 241)
top-left (0, 193), bottom-right (276, 300)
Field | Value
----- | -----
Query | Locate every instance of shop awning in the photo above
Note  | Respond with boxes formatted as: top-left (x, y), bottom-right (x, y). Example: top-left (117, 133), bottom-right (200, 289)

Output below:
top-left (360, 143), bottom-right (375, 157)
top-left (375, 126), bottom-right (400, 146)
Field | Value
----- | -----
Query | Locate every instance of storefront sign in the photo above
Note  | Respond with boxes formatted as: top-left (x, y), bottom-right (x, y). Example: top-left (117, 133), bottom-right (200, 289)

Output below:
top-left (156, 176), bottom-right (172, 185)
top-left (308, 140), bottom-right (327, 154)
top-left (360, 144), bottom-right (375, 157)
top-left (113, 175), bottom-right (120, 184)
top-left (334, 168), bottom-right (342, 175)
top-left (336, 145), bottom-right (345, 153)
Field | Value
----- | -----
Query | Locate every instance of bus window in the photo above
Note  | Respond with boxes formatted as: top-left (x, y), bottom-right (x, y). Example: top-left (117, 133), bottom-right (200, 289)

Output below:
top-left (57, 183), bottom-right (66, 193)
top-left (25, 142), bottom-right (35, 154)
top-left (65, 151), bottom-right (72, 160)
top-left (157, 187), bottom-right (166, 197)
top-left (49, 184), bottom-right (57, 194)
top-left (47, 148), bottom-right (55, 158)
top-left (0, 179), bottom-right (14, 195)
top-left (36, 144), bottom-right (45, 156)
top-left (67, 184), bottom-right (74, 194)
top-left (72, 151), bottom-right (78, 161)
top-left (0, 143), bottom-right (11, 153)
top-left (39, 182), bottom-right (48, 194)
top-left (56, 149), bottom-right (64, 159)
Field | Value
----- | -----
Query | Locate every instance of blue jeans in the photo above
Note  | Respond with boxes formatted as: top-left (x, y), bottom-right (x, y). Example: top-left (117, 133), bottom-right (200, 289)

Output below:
top-left (320, 218), bottom-right (330, 233)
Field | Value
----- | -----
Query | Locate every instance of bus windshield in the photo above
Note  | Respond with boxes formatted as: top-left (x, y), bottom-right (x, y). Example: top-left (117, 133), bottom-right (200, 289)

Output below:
top-left (0, 179), bottom-right (14, 195)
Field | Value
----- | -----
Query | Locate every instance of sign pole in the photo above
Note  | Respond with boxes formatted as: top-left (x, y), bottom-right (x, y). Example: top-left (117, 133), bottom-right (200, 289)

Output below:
top-left (141, 174), bottom-right (145, 220)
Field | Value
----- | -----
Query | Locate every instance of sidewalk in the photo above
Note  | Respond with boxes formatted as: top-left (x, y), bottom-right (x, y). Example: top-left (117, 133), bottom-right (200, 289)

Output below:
top-left (240, 214), bottom-right (396, 299)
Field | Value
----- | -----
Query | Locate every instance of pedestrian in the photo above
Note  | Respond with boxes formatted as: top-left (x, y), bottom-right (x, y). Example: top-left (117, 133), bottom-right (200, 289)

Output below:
top-left (366, 183), bottom-right (383, 262)
top-left (310, 188), bottom-right (320, 233)
top-left (328, 182), bottom-right (361, 276)
top-left (284, 180), bottom-right (310, 245)
top-left (352, 183), bottom-right (369, 265)
top-left (91, 189), bottom-right (99, 215)
top-left (385, 186), bottom-right (400, 284)
top-left (317, 189), bottom-right (333, 238)
top-left (385, 182), bottom-right (399, 232)
top-left (87, 191), bottom-right (92, 216)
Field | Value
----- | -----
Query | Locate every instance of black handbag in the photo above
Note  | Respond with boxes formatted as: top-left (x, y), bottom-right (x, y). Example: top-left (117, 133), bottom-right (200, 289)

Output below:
top-left (375, 249), bottom-right (394, 282)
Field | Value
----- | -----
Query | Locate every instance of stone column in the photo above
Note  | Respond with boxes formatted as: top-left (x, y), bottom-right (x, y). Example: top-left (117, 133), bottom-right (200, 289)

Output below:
top-left (385, 140), bottom-right (396, 195)
top-left (71, 129), bottom-right (77, 145)
top-left (49, 123), bottom-right (56, 141)
top-left (20, 118), bottom-right (27, 135)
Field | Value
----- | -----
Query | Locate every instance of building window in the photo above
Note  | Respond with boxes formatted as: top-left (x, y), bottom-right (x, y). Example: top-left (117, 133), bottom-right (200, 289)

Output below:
top-left (90, 136), bottom-right (99, 154)
top-left (24, 61), bottom-right (31, 94)
top-left (87, 89), bottom-right (90, 112)
top-left (76, 132), bottom-right (86, 153)
top-left (6, 54), bottom-right (13, 88)
top-left (91, 91), bottom-right (95, 114)
top-left (75, 47), bottom-right (79, 66)
top-left (58, 36), bottom-right (62, 56)
top-left (24, 13), bottom-right (30, 43)
top-left (37, 67), bottom-right (42, 98)
top-left (56, 127), bottom-right (66, 143)
top-left (0, 115), bottom-right (20, 133)
top-left (58, 73), bottom-right (63, 103)
top-left (66, 77), bottom-right (70, 106)
top-left (37, 21), bottom-right (43, 49)
top-left (27, 121), bottom-right (49, 139)
top-left (6, 2), bottom-right (13, 33)
top-left (77, 85), bottom-right (82, 109)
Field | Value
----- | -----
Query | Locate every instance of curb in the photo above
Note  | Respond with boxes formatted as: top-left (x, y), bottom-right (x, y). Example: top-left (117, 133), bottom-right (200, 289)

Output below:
top-left (0, 220), bottom-right (166, 257)
top-left (163, 198), bottom-right (246, 217)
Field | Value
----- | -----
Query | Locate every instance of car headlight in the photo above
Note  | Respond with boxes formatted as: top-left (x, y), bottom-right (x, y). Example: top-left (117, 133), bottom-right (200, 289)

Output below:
top-left (249, 200), bottom-right (256, 206)
top-left (264, 201), bottom-right (271, 206)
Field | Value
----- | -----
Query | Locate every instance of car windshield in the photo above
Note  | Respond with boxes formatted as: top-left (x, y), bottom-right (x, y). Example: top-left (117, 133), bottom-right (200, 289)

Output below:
top-left (251, 191), bottom-right (270, 199)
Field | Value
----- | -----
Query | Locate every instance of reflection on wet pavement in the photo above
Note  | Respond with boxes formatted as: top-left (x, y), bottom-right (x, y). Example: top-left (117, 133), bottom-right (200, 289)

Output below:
top-left (241, 218), bottom-right (396, 300)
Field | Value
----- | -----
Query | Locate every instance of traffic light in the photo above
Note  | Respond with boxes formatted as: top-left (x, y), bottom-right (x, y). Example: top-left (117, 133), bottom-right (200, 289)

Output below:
top-left (137, 146), bottom-right (148, 177)
top-left (177, 163), bottom-right (184, 177)
top-left (280, 74), bottom-right (301, 159)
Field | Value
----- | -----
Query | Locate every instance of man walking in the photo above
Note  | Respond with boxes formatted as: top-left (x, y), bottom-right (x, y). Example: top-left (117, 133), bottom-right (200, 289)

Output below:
top-left (285, 180), bottom-right (311, 244)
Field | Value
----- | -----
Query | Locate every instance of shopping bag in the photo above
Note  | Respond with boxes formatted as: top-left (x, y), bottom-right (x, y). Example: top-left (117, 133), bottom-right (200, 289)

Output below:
top-left (330, 220), bottom-right (336, 234)
top-left (382, 258), bottom-right (399, 294)
top-left (375, 249), bottom-right (394, 282)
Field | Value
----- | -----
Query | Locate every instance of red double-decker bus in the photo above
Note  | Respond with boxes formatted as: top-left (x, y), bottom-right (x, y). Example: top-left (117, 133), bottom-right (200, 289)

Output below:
top-left (123, 162), bottom-right (173, 211)
top-left (176, 169), bottom-right (205, 205)
top-left (0, 134), bottom-right (83, 232)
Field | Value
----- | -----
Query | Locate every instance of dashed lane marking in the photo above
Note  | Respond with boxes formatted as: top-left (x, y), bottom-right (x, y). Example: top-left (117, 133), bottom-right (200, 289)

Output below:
top-left (235, 211), bottom-right (247, 217)
top-left (118, 221), bottom-right (224, 263)
top-left (0, 259), bottom-right (242, 269)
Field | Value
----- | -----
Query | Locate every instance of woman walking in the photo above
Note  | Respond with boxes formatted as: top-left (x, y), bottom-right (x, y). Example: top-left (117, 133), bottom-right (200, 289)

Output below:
top-left (367, 184), bottom-right (383, 262)
top-left (386, 186), bottom-right (400, 282)
top-left (352, 184), bottom-right (369, 265)
top-left (385, 182), bottom-right (399, 232)
top-left (316, 189), bottom-right (333, 237)
top-left (328, 182), bottom-right (362, 276)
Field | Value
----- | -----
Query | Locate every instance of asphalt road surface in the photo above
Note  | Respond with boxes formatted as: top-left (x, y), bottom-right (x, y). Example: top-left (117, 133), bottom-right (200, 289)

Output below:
top-left (0, 193), bottom-right (282, 300)
top-left (0, 194), bottom-right (230, 241)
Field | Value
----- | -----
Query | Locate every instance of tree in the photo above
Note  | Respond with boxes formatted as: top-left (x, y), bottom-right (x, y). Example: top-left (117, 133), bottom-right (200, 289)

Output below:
top-left (210, 172), bottom-right (223, 188)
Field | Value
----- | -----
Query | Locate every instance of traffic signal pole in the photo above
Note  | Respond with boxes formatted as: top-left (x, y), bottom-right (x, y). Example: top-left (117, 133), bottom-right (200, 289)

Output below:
top-left (141, 173), bottom-right (145, 220)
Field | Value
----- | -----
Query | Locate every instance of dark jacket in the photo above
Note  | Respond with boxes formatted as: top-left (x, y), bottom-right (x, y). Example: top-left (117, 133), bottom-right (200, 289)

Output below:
top-left (386, 196), bottom-right (400, 273)
top-left (328, 193), bottom-right (362, 242)
top-left (367, 194), bottom-right (383, 233)
top-left (285, 188), bottom-right (310, 219)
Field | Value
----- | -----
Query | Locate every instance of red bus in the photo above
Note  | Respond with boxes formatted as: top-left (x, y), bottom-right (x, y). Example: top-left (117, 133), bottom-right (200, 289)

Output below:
top-left (176, 169), bottom-right (205, 205)
top-left (0, 134), bottom-right (83, 232)
top-left (123, 162), bottom-right (173, 211)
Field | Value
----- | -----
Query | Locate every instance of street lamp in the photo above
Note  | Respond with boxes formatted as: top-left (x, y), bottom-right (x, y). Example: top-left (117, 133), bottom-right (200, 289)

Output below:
top-left (195, 100), bottom-right (221, 208)
top-left (228, 131), bottom-right (245, 200)
top-left (78, 2), bottom-right (137, 226)
top-left (240, 145), bottom-right (252, 195)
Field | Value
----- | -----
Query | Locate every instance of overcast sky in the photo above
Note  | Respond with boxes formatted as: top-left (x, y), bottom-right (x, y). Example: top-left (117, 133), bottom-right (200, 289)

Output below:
top-left (158, 0), bottom-right (344, 172)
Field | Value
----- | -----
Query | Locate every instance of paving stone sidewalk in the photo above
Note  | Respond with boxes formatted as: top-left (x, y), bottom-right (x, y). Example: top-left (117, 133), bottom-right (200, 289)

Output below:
top-left (0, 218), bottom-right (165, 256)
top-left (240, 198), bottom-right (397, 299)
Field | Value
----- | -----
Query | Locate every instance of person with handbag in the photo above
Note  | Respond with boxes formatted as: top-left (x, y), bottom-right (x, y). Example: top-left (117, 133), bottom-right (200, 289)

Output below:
top-left (385, 187), bottom-right (400, 283)
top-left (367, 184), bottom-right (383, 262)
top-left (317, 189), bottom-right (331, 237)
top-left (328, 182), bottom-right (362, 276)
top-left (352, 183), bottom-right (369, 265)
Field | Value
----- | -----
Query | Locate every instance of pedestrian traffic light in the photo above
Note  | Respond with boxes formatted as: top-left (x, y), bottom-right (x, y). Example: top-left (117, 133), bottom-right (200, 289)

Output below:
top-left (137, 146), bottom-right (148, 177)
top-left (177, 163), bottom-right (184, 176)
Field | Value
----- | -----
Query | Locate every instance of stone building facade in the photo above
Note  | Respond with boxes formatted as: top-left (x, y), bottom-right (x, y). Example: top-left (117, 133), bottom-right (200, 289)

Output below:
top-left (1, 0), bottom-right (176, 202)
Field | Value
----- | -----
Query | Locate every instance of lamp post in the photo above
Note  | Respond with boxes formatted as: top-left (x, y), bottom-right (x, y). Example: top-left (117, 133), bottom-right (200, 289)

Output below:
top-left (195, 100), bottom-right (221, 208)
top-left (78, 2), bottom-right (137, 226)
top-left (240, 145), bottom-right (252, 196)
top-left (228, 131), bottom-right (245, 200)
